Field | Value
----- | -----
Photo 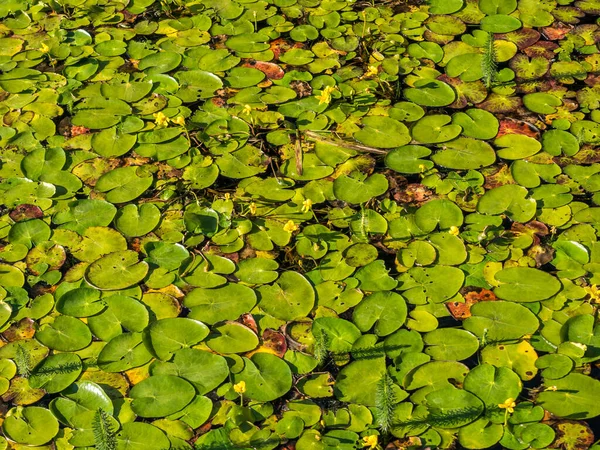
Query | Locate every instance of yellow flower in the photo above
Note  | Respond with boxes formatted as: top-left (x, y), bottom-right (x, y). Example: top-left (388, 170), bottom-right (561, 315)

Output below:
top-left (242, 104), bottom-right (252, 115)
top-left (233, 381), bottom-right (246, 395)
top-left (302, 198), bottom-right (313, 213)
top-left (362, 435), bottom-right (378, 449)
top-left (173, 116), bottom-right (185, 126)
top-left (40, 42), bottom-right (51, 54)
top-left (249, 202), bottom-right (257, 215)
top-left (418, 164), bottom-right (426, 173)
top-left (153, 111), bottom-right (170, 127)
top-left (316, 85), bottom-right (336, 105)
top-left (449, 226), bottom-right (460, 236)
top-left (364, 65), bottom-right (379, 78)
top-left (498, 398), bottom-right (516, 414)
top-left (283, 220), bottom-right (298, 233)
top-left (584, 284), bottom-right (600, 303)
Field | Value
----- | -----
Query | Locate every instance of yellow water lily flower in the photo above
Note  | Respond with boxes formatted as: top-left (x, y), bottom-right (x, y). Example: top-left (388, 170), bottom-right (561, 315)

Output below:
top-left (173, 116), bottom-right (185, 126)
top-left (584, 284), bottom-right (600, 303)
top-left (283, 220), bottom-right (299, 233)
top-left (153, 111), bottom-right (170, 127)
top-left (40, 42), bottom-right (51, 54)
top-left (249, 202), bottom-right (257, 215)
top-left (364, 65), bottom-right (379, 78)
top-left (449, 226), bottom-right (460, 236)
top-left (316, 85), bottom-right (336, 105)
top-left (498, 398), bottom-right (516, 414)
top-left (362, 435), bottom-right (378, 449)
top-left (242, 104), bottom-right (252, 115)
top-left (233, 381), bottom-right (246, 394)
top-left (302, 198), bottom-right (313, 213)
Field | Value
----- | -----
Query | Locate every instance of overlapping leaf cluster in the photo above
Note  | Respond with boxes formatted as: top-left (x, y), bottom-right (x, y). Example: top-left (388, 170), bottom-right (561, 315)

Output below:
top-left (1, 0), bottom-right (600, 449)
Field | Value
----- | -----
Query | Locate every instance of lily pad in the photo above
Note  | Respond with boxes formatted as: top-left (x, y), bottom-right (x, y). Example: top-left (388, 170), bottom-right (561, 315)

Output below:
top-left (232, 353), bottom-right (293, 402)
top-left (258, 272), bottom-right (315, 321)
top-left (493, 267), bottom-right (561, 302)
top-left (147, 318), bottom-right (209, 361)
top-left (2, 406), bottom-right (59, 446)
top-left (354, 116), bottom-right (411, 149)
top-left (86, 251), bottom-right (149, 290)
top-left (130, 375), bottom-right (195, 417)
top-left (184, 284), bottom-right (257, 324)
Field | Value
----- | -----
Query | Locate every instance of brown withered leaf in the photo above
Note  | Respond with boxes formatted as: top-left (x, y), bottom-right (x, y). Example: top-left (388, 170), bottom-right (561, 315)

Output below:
top-left (447, 288), bottom-right (497, 320)
top-left (10, 204), bottom-right (43, 222)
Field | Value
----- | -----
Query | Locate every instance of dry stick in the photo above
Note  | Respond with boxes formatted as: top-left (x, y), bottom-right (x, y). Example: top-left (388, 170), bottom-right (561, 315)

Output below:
top-left (295, 130), bottom-right (304, 175)
top-left (303, 130), bottom-right (389, 155)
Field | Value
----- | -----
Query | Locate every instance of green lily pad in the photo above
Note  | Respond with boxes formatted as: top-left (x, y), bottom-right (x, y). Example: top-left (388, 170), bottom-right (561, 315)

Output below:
top-left (480, 14), bottom-right (522, 33)
top-left (432, 138), bottom-right (496, 170)
top-left (424, 329), bottom-right (479, 361)
top-left (184, 284), bottom-right (257, 324)
top-left (334, 357), bottom-right (391, 406)
top-left (86, 250), bottom-right (149, 290)
top-left (97, 332), bottom-right (153, 372)
top-left (424, 386), bottom-right (484, 428)
top-left (313, 317), bottom-right (362, 353)
top-left (333, 174), bottom-right (388, 205)
top-left (116, 422), bottom-right (171, 450)
top-left (415, 199), bottom-right (464, 233)
top-left (538, 374), bottom-right (600, 419)
top-left (235, 257), bottom-right (280, 285)
top-left (2, 406), bottom-right (59, 446)
top-left (495, 134), bottom-right (541, 160)
top-left (412, 115), bottom-right (462, 144)
top-left (232, 353), bottom-right (293, 402)
top-left (95, 166), bottom-right (153, 203)
top-left (464, 301), bottom-right (539, 341)
top-left (354, 116), bottom-right (411, 149)
top-left (53, 200), bottom-right (117, 234)
top-left (493, 267), bottom-right (561, 302)
top-left (130, 375), bottom-right (195, 418)
top-left (477, 184), bottom-right (536, 223)
top-left (114, 204), bottom-right (161, 237)
top-left (151, 348), bottom-right (228, 394)
top-left (398, 266), bottom-right (465, 304)
top-left (523, 92), bottom-right (562, 114)
top-left (352, 292), bottom-right (407, 337)
top-left (147, 318), bottom-right (209, 361)
top-left (385, 145), bottom-right (434, 174)
top-left (404, 79), bottom-right (456, 107)
top-left (258, 272), bottom-right (315, 321)
top-left (206, 322), bottom-right (259, 354)
top-left (88, 295), bottom-right (149, 341)
top-left (452, 108), bottom-right (499, 140)
top-left (29, 353), bottom-right (82, 393)
top-left (464, 364), bottom-right (522, 409)
top-left (35, 316), bottom-right (92, 351)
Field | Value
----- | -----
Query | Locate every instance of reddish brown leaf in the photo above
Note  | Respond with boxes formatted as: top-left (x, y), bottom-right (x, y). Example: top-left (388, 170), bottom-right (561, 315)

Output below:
top-left (542, 24), bottom-right (573, 40)
top-left (2, 318), bottom-right (36, 341)
top-left (394, 184), bottom-right (433, 205)
top-left (71, 125), bottom-right (90, 136)
top-left (244, 61), bottom-right (285, 80)
top-left (497, 28), bottom-right (541, 49)
top-left (240, 313), bottom-right (258, 334)
top-left (497, 118), bottom-right (541, 139)
top-left (448, 288), bottom-right (497, 320)
top-left (262, 329), bottom-right (287, 357)
top-left (10, 204), bottom-right (43, 222)
top-left (523, 41), bottom-right (559, 59)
